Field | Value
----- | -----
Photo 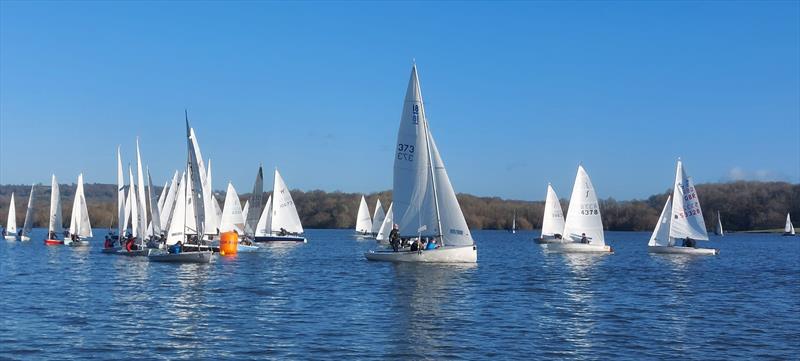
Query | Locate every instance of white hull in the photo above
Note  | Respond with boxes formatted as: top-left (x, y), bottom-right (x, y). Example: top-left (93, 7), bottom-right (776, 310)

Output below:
top-left (364, 245), bottom-right (477, 263)
top-left (534, 236), bottom-right (569, 244)
top-left (20, 235), bottom-right (30, 242)
top-left (648, 245), bottom-right (718, 255)
top-left (546, 242), bottom-right (613, 253)
top-left (237, 244), bottom-right (260, 252)
top-left (4, 235), bottom-right (17, 241)
top-left (101, 247), bottom-right (121, 254)
top-left (66, 239), bottom-right (90, 247)
top-left (149, 251), bottom-right (213, 263)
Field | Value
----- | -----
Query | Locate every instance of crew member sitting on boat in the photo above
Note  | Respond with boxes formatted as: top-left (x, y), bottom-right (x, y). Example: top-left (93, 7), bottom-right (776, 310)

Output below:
top-left (168, 241), bottom-right (182, 254)
top-left (49, 231), bottom-right (57, 240)
top-left (682, 237), bottom-right (696, 248)
top-left (278, 228), bottom-right (288, 236)
top-left (104, 235), bottom-right (113, 249)
top-left (580, 233), bottom-right (589, 244)
top-left (554, 233), bottom-right (563, 240)
top-left (426, 238), bottom-right (437, 250)
top-left (389, 224), bottom-right (401, 252)
top-left (125, 235), bottom-right (138, 251)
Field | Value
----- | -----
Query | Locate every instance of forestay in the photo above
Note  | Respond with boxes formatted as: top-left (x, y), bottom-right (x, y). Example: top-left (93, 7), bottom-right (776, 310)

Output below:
top-left (669, 159), bottom-right (708, 241)
top-left (562, 165), bottom-right (605, 245)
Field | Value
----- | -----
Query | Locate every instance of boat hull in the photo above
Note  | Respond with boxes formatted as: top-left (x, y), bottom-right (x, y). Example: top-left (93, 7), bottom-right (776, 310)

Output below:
top-left (254, 235), bottom-right (307, 243)
top-left (149, 251), bottom-right (213, 263)
top-left (66, 239), bottom-right (90, 247)
top-left (20, 236), bottom-right (30, 242)
top-left (546, 242), bottom-right (613, 253)
top-left (4, 235), bottom-right (17, 241)
top-left (44, 239), bottom-right (64, 246)
top-left (783, 233), bottom-right (796, 237)
top-left (648, 245), bottom-right (718, 255)
top-left (101, 247), bottom-right (121, 254)
top-left (117, 248), bottom-right (155, 257)
top-left (364, 245), bottom-right (477, 263)
top-left (534, 237), bottom-right (569, 244)
top-left (237, 244), bottom-right (260, 252)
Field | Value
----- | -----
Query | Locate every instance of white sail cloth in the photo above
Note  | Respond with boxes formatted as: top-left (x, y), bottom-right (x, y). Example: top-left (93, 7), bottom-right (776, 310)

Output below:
top-left (669, 159), bottom-right (708, 241)
top-left (562, 165), bottom-right (605, 245)
top-left (355, 195), bottom-right (372, 234)
top-left (540, 183), bottom-right (565, 238)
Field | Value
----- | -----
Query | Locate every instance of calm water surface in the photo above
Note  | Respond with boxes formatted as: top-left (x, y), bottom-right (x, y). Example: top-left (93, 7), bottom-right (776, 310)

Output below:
top-left (1, 229), bottom-right (798, 360)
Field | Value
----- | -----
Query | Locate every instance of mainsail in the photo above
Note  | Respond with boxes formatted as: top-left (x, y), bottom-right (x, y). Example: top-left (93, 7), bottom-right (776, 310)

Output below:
top-left (714, 211), bottom-right (724, 236)
top-left (562, 165), bottom-right (605, 245)
top-left (541, 183), bottom-right (565, 238)
top-left (375, 202), bottom-right (394, 242)
top-left (48, 174), bottom-right (63, 235)
top-left (135, 139), bottom-right (149, 240)
top-left (392, 64), bottom-right (472, 247)
top-left (147, 168), bottom-right (162, 237)
top-left (244, 166), bottom-right (264, 237)
top-left (6, 193), bottom-right (17, 235)
top-left (219, 182), bottom-right (245, 234)
top-left (355, 196), bottom-right (372, 234)
top-left (117, 147), bottom-right (126, 237)
top-left (270, 169), bottom-right (303, 235)
top-left (69, 173), bottom-right (92, 238)
top-left (786, 213), bottom-right (796, 235)
top-left (255, 195), bottom-right (272, 237)
top-left (669, 159), bottom-right (708, 241)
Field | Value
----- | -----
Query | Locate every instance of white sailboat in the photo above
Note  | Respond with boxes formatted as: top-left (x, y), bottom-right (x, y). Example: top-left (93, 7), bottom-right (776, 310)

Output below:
top-left (149, 112), bottom-right (213, 263)
top-left (4, 192), bottom-right (17, 240)
top-left (536, 183), bottom-right (567, 244)
top-left (253, 169), bottom-right (306, 242)
top-left (648, 159), bottom-right (718, 255)
top-left (354, 195), bottom-right (372, 237)
top-left (370, 199), bottom-right (386, 237)
top-left (65, 173), bottom-right (92, 246)
top-left (365, 64), bottom-right (477, 263)
top-left (375, 202), bottom-right (394, 244)
top-left (714, 210), bottom-right (724, 236)
top-left (20, 184), bottom-right (35, 241)
top-left (509, 211), bottom-right (516, 234)
top-left (217, 182), bottom-right (259, 252)
top-left (546, 165), bottom-right (613, 253)
top-left (44, 174), bottom-right (64, 245)
top-left (784, 213), bottom-right (796, 236)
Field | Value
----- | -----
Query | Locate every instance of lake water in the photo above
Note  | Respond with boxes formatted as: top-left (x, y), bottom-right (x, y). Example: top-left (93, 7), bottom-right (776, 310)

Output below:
top-left (1, 229), bottom-right (798, 360)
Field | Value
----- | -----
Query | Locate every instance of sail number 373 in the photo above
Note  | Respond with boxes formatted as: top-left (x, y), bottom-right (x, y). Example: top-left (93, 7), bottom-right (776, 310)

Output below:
top-left (397, 143), bottom-right (415, 161)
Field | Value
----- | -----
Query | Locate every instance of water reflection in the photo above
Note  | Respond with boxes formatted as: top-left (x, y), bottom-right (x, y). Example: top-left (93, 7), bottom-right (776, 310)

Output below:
top-left (557, 253), bottom-right (605, 354)
top-left (163, 263), bottom-right (214, 355)
top-left (386, 263), bottom-right (476, 357)
top-left (259, 242), bottom-right (301, 258)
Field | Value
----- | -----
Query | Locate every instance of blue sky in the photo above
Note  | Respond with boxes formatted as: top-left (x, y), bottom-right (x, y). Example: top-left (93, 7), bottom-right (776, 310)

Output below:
top-left (1, 1), bottom-right (798, 201)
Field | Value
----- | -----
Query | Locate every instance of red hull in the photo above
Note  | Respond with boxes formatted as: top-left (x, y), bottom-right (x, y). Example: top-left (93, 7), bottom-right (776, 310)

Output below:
top-left (44, 239), bottom-right (64, 245)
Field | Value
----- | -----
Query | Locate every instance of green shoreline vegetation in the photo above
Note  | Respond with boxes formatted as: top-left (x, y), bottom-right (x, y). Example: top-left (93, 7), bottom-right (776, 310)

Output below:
top-left (0, 181), bottom-right (797, 233)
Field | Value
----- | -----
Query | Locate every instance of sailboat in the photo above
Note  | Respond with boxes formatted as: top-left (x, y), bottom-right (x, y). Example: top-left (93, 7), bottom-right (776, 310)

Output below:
top-left (784, 213), bottom-right (796, 236)
top-left (546, 165), bottom-right (613, 253)
top-left (535, 183), bottom-right (567, 244)
top-left (354, 195), bottom-right (372, 237)
top-left (370, 199), bottom-right (386, 238)
top-left (509, 211), bottom-right (516, 234)
top-left (218, 182), bottom-right (259, 252)
top-left (20, 184), bottom-right (35, 241)
top-left (65, 173), bottom-right (92, 246)
top-left (714, 210), bottom-right (724, 236)
top-left (4, 192), bottom-right (17, 240)
top-left (375, 202), bottom-right (394, 244)
top-left (364, 64), bottom-right (477, 263)
top-left (149, 112), bottom-right (213, 263)
top-left (253, 169), bottom-right (306, 242)
top-left (647, 159), bottom-right (718, 255)
top-left (44, 175), bottom-right (65, 245)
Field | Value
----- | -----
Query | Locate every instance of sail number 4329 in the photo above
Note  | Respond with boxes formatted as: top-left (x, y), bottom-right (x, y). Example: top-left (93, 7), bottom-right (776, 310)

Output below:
top-left (397, 143), bottom-right (415, 161)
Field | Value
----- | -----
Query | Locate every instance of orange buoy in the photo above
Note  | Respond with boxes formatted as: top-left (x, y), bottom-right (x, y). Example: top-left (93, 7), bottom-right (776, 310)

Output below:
top-left (219, 231), bottom-right (238, 256)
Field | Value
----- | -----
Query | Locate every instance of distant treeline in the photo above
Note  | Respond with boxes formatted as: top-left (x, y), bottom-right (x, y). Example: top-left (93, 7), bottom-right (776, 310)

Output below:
top-left (0, 181), bottom-right (797, 232)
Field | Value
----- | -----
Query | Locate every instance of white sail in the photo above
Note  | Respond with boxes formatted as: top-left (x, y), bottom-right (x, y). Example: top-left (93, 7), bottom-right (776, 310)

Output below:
top-left (147, 168), bottom-right (162, 237)
top-left (715, 211), bottom-right (724, 236)
top-left (244, 166), bottom-right (264, 238)
top-left (48, 174), bottom-right (63, 235)
top-left (135, 139), bottom-right (149, 239)
top-left (166, 173), bottom-right (187, 245)
top-left (127, 165), bottom-right (139, 238)
top-left (355, 196), bottom-right (372, 234)
top-left (649, 196), bottom-right (672, 247)
top-left (156, 180), bottom-right (169, 216)
top-left (117, 147), bottom-right (126, 237)
top-left (562, 165), bottom-right (605, 245)
top-left (213, 194), bottom-right (223, 234)
top-left (219, 182), bottom-right (245, 234)
top-left (255, 195), bottom-right (272, 237)
top-left (376, 202), bottom-right (394, 241)
top-left (370, 199), bottom-right (386, 234)
top-left (392, 65), bottom-right (472, 247)
top-left (512, 211), bottom-right (516, 233)
top-left (205, 159), bottom-right (219, 235)
top-left (270, 169), bottom-right (303, 234)
top-left (186, 117), bottom-right (206, 237)
top-left (786, 213), bottom-right (796, 235)
top-left (540, 183), bottom-right (565, 238)
top-left (69, 173), bottom-right (92, 238)
top-left (21, 185), bottom-right (35, 237)
top-left (6, 192), bottom-right (17, 235)
top-left (669, 159), bottom-right (708, 241)
top-left (161, 171), bottom-right (181, 232)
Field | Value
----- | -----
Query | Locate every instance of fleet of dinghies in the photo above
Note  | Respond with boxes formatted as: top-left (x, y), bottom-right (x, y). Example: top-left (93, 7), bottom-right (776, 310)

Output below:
top-left (6, 64), bottom-right (797, 265)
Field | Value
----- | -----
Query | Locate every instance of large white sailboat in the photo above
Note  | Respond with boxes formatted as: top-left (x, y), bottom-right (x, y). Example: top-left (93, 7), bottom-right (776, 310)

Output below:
top-left (44, 175), bottom-right (64, 245)
top-left (546, 165), bottom-right (613, 253)
top-left (253, 169), bottom-right (306, 242)
top-left (4, 192), bottom-right (17, 240)
top-left (784, 213), bottom-right (796, 236)
top-left (149, 113), bottom-right (213, 263)
top-left (648, 159), bottom-right (718, 255)
top-left (65, 173), bottom-right (92, 247)
top-left (354, 195), bottom-right (372, 237)
top-left (20, 184), bottom-right (35, 241)
top-left (364, 64), bottom-right (477, 263)
top-left (535, 183), bottom-right (567, 244)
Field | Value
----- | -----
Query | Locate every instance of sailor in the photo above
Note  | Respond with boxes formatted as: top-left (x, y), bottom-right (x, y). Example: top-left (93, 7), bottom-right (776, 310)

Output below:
top-left (426, 238), bottom-right (437, 250)
top-left (389, 224), bottom-right (401, 252)
top-left (580, 233), bottom-right (588, 244)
